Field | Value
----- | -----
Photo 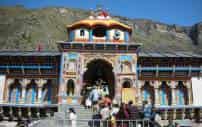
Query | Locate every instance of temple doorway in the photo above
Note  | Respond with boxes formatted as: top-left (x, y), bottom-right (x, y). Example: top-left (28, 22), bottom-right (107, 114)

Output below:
top-left (83, 59), bottom-right (115, 98)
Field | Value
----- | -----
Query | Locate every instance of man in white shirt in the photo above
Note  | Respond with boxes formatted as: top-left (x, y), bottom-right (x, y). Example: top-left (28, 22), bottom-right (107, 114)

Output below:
top-left (69, 108), bottom-right (77, 127)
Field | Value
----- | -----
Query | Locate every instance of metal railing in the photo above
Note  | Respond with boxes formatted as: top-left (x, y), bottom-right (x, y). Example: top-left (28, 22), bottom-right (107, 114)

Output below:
top-left (31, 118), bottom-right (152, 127)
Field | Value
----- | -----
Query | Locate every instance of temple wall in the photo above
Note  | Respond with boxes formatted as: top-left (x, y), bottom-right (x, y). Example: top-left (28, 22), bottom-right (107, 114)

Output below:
top-left (3, 78), bottom-right (58, 104)
top-left (136, 80), bottom-right (192, 106)
top-left (191, 77), bottom-right (202, 106)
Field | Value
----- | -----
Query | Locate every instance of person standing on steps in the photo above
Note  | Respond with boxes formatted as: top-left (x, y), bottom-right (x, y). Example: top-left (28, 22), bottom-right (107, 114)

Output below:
top-left (69, 108), bottom-right (77, 127)
top-left (89, 86), bottom-right (100, 111)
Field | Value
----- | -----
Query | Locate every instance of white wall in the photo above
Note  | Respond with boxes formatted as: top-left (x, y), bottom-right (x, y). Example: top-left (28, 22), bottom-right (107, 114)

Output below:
top-left (0, 75), bottom-right (6, 103)
top-left (191, 77), bottom-right (202, 106)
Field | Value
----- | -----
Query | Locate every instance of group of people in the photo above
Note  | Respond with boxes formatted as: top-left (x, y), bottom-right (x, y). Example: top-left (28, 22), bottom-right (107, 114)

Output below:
top-left (81, 79), bottom-right (110, 110)
top-left (68, 100), bottom-right (181, 127)
top-left (89, 100), bottom-right (163, 127)
top-left (78, 80), bottom-right (179, 127)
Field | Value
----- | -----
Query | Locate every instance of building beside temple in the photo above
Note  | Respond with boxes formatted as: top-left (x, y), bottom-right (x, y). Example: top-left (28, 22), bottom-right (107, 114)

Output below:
top-left (0, 9), bottom-right (202, 121)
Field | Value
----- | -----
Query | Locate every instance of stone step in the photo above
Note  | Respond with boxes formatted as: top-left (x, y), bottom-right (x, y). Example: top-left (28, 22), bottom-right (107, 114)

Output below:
top-left (53, 104), bottom-right (95, 127)
top-left (0, 121), bottom-right (17, 127)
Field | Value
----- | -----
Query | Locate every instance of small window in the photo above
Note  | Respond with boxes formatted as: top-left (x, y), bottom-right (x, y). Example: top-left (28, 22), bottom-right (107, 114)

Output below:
top-left (113, 30), bottom-right (121, 40)
top-left (80, 29), bottom-right (85, 36)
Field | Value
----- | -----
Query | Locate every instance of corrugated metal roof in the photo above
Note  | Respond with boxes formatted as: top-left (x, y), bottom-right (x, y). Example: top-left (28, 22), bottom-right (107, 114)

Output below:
top-left (183, 52), bottom-right (202, 58)
top-left (163, 53), bottom-right (177, 57)
top-left (138, 52), bottom-right (149, 57)
top-left (175, 52), bottom-right (190, 57)
top-left (0, 51), bottom-right (61, 56)
top-left (148, 52), bottom-right (164, 57)
top-left (139, 52), bottom-right (202, 58)
top-left (0, 51), bottom-right (201, 58)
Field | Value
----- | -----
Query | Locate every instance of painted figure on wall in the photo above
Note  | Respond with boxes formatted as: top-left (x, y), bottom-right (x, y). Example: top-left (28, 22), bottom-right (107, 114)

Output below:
top-left (119, 55), bottom-right (133, 73)
top-left (68, 61), bottom-right (76, 72)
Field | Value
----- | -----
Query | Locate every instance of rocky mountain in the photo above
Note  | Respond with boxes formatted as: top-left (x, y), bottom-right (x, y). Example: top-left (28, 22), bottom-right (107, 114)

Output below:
top-left (0, 6), bottom-right (202, 54)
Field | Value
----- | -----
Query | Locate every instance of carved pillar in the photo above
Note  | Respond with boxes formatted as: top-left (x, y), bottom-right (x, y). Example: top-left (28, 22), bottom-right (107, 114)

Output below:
top-left (58, 53), bottom-right (65, 104)
top-left (75, 68), bottom-right (85, 97)
top-left (75, 78), bottom-right (81, 97)
top-left (115, 76), bottom-right (122, 104)
top-left (186, 81), bottom-right (192, 105)
top-left (6, 79), bottom-right (14, 103)
top-left (153, 81), bottom-right (160, 106)
top-left (137, 81), bottom-right (144, 106)
top-left (20, 79), bottom-right (30, 103)
top-left (60, 79), bottom-right (68, 104)
top-left (36, 79), bottom-right (47, 103)
top-left (171, 81), bottom-right (177, 106)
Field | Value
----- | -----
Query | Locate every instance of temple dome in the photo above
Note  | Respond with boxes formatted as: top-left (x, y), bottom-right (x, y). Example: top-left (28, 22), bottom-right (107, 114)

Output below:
top-left (67, 19), bottom-right (132, 32)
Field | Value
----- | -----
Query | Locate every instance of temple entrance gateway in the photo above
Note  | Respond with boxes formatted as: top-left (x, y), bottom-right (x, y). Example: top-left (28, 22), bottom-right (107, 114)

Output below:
top-left (83, 59), bottom-right (115, 98)
top-left (59, 9), bottom-right (141, 105)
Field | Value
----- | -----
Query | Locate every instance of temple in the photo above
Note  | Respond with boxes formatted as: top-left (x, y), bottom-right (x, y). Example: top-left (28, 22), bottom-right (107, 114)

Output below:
top-left (0, 9), bottom-right (202, 121)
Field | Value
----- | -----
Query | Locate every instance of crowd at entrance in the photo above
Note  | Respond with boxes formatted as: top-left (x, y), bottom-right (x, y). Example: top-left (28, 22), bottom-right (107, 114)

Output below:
top-left (68, 100), bottom-right (173, 127)
top-left (81, 79), bottom-right (111, 109)
top-left (80, 78), bottom-right (164, 127)
top-left (88, 100), bottom-right (164, 127)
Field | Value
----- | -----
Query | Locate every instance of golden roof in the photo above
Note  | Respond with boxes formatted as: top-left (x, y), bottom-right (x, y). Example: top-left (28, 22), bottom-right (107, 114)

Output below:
top-left (67, 19), bottom-right (132, 32)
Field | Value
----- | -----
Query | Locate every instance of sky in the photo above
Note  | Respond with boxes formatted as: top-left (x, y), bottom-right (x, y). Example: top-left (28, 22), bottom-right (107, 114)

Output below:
top-left (0, 0), bottom-right (202, 26)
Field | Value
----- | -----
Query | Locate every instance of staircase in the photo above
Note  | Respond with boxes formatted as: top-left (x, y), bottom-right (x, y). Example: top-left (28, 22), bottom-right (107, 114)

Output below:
top-left (32, 104), bottom-right (95, 127)
top-left (66, 104), bottom-right (94, 120)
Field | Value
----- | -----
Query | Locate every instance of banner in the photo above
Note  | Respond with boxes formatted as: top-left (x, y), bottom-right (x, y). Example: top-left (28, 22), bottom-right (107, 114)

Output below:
top-left (191, 77), bottom-right (202, 106)
top-left (122, 88), bottom-right (136, 104)
top-left (0, 75), bottom-right (6, 103)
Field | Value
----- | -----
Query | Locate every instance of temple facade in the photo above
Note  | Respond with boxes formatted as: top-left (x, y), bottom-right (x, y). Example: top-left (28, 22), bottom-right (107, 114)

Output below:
top-left (0, 9), bottom-right (202, 120)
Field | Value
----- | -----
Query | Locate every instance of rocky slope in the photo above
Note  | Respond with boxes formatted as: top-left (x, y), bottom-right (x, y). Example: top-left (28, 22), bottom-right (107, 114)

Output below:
top-left (0, 6), bottom-right (202, 53)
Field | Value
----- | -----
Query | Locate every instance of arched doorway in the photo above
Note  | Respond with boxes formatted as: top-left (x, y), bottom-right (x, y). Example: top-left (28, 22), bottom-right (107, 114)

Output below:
top-left (66, 79), bottom-right (75, 96)
top-left (83, 59), bottom-right (115, 97)
top-left (122, 80), bottom-right (132, 88)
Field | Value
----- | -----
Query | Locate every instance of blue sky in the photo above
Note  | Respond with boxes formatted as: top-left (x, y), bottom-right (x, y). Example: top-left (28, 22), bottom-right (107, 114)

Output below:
top-left (0, 0), bottom-right (202, 26)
